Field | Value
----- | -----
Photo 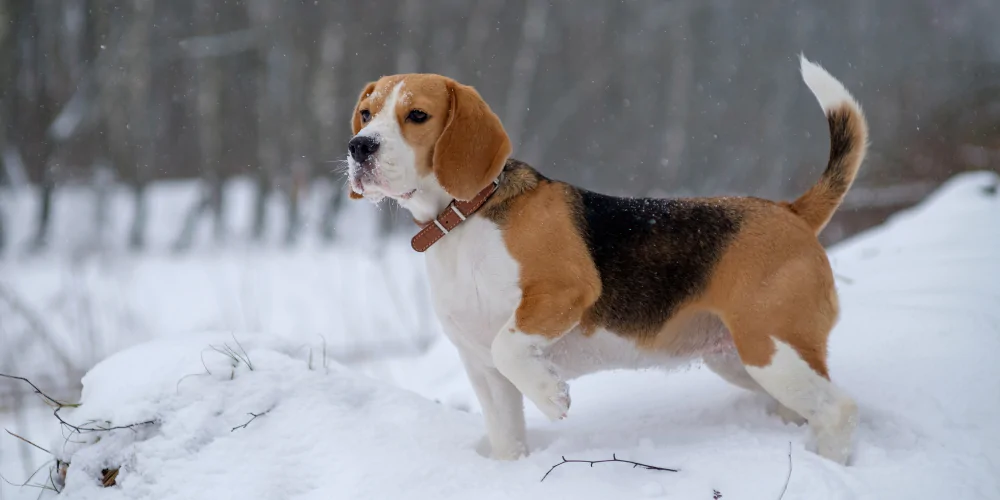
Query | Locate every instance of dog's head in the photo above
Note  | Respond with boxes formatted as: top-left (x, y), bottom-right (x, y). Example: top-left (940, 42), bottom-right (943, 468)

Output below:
top-left (346, 75), bottom-right (511, 220)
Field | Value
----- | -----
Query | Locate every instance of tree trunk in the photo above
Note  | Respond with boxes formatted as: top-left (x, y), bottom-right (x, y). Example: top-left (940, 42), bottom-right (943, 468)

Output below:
top-left (125, 0), bottom-right (154, 250)
top-left (314, 25), bottom-right (346, 242)
top-left (172, 0), bottom-right (232, 252)
top-left (248, 0), bottom-right (287, 243)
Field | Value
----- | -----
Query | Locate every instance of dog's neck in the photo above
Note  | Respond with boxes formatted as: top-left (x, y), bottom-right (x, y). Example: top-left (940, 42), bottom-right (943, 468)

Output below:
top-left (398, 180), bottom-right (454, 225)
top-left (400, 159), bottom-right (540, 225)
top-left (405, 176), bottom-right (503, 252)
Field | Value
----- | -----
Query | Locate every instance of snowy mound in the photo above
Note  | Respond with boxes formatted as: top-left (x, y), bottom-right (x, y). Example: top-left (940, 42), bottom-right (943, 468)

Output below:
top-left (50, 172), bottom-right (1000, 499)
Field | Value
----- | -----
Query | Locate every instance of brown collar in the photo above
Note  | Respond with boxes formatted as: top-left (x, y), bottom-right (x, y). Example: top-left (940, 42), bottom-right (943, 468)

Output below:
top-left (411, 177), bottom-right (501, 252)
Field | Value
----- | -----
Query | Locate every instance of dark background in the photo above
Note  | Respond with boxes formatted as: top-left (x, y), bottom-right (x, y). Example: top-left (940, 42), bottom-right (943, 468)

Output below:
top-left (2, 0), bottom-right (999, 251)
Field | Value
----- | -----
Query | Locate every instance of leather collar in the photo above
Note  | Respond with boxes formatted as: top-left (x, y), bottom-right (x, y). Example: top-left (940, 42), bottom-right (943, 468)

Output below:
top-left (410, 177), bottom-right (501, 252)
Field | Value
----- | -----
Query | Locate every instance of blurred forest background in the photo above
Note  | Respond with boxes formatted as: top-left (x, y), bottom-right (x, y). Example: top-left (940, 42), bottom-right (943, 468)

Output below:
top-left (1, 0), bottom-right (999, 254)
top-left (2, 1), bottom-right (1000, 488)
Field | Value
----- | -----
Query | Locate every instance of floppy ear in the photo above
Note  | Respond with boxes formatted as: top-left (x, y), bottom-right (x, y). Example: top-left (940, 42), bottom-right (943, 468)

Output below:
top-left (348, 82), bottom-right (377, 200)
top-left (351, 82), bottom-right (377, 135)
top-left (432, 80), bottom-right (512, 201)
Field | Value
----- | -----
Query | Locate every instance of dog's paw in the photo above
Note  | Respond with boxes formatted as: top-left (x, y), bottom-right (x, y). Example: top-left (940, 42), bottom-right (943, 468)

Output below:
top-left (813, 398), bottom-right (858, 465)
top-left (526, 378), bottom-right (570, 421)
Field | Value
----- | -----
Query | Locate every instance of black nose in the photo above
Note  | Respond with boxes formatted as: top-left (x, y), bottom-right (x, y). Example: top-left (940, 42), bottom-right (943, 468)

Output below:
top-left (348, 135), bottom-right (380, 164)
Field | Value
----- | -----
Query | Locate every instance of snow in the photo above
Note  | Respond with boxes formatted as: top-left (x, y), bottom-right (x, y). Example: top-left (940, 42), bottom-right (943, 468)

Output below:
top-left (0, 178), bottom-right (432, 386)
top-left (4, 171), bottom-right (1000, 499)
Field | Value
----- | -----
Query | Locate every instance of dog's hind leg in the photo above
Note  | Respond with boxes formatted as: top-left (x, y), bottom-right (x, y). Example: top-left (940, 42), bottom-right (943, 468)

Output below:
top-left (704, 348), bottom-right (806, 425)
top-left (740, 338), bottom-right (858, 465)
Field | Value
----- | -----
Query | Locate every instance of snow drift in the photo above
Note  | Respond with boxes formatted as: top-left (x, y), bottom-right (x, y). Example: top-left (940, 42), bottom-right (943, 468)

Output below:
top-left (17, 172), bottom-right (1000, 499)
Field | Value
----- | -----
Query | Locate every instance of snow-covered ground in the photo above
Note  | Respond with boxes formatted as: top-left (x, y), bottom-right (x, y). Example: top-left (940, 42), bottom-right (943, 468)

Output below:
top-left (0, 178), bottom-right (433, 391)
top-left (2, 171), bottom-right (999, 499)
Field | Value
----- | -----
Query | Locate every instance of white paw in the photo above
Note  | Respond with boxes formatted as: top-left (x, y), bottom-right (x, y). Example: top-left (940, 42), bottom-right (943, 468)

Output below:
top-left (491, 329), bottom-right (572, 421)
top-left (815, 433), bottom-right (852, 465)
top-left (813, 399), bottom-right (858, 465)
top-left (525, 378), bottom-right (570, 421)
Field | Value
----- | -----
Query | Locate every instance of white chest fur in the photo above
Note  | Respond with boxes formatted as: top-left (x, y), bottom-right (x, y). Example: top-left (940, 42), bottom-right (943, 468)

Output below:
top-left (425, 217), bottom-right (521, 368)
top-left (424, 216), bottom-right (679, 378)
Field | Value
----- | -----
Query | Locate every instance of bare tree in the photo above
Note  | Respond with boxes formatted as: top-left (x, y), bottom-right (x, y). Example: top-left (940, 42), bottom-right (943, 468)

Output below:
top-left (0, 0), bottom-right (10, 255)
top-left (246, 0), bottom-right (290, 243)
top-left (1, 0), bottom-right (998, 250)
top-left (174, 0), bottom-right (229, 251)
top-left (8, 1), bottom-right (61, 252)
top-left (316, 25), bottom-right (348, 242)
top-left (124, 0), bottom-right (155, 250)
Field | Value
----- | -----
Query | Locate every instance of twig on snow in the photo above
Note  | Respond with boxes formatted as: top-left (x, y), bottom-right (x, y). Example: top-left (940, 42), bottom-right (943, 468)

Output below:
top-left (0, 459), bottom-right (61, 494)
top-left (229, 333), bottom-right (254, 370)
top-left (0, 374), bottom-right (66, 408)
top-left (52, 409), bottom-right (156, 434)
top-left (777, 442), bottom-right (792, 500)
top-left (540, 453), bottom-right (679, 482)
top-left (4, 430), bottom-right (51, 455)
top-left (0, 373), bottom-right (157, 435)
top-left (231, 409), bottom-right (272, 432)
top-left (208, 335), bottom-right (254, 373)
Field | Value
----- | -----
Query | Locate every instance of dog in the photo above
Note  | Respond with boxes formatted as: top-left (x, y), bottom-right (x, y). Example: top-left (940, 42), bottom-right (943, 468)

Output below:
top-left (345, 55), bottom-right (868, 465)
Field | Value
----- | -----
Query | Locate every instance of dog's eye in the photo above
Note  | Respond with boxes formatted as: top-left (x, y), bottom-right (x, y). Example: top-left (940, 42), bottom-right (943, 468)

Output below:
top-left (406, 109), bottom-right (429, 124)
top-left (360, 109), bottom-right (371, 123)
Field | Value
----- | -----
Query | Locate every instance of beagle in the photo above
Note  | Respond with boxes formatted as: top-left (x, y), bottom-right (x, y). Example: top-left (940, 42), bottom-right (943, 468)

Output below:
top-left (346, 56), bottom-right (868, 465)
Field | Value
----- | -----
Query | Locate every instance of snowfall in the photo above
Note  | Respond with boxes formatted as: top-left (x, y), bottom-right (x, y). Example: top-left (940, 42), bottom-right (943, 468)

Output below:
top-left (1, 171), bottom-right (999, 499)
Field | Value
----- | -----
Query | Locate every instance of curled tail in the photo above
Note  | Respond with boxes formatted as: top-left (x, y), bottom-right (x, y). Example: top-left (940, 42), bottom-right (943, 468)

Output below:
top-left (790, 55), bottom-right (869, 235)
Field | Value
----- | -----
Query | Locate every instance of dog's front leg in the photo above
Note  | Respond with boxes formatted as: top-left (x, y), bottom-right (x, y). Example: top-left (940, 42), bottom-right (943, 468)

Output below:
top-left (459, 353), bottom-right (528, 460)
top-left (491, 298), bottom-right (577, 421)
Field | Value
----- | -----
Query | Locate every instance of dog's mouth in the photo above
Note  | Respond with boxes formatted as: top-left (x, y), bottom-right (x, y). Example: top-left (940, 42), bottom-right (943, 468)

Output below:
top-left (349, 158), bottom-right (417, 200)
top-left (351, 174), bottom-right (416, 201)
top-left (350, 176), bottom-right (365, 196)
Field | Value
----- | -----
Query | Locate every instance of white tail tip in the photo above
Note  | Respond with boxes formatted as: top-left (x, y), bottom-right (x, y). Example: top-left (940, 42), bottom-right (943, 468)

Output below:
top-left (799, 54), bottom-right (857, 112)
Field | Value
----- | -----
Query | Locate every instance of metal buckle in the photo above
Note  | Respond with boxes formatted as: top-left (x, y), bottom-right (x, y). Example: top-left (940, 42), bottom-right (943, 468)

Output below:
top-left (450, 204), bottom-right (467, 221)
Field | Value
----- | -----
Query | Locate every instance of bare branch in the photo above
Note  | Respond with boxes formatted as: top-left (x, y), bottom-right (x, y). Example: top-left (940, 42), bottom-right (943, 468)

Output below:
top-left (0, 374), bottom-right (66, 408)
top-left (778, 442), bottom-right (793, 500)
top-left (4, 430), bottom-right (51, 455)
top-left (230, 409), bottom-right (271, 432)
top-left (1, 373), bottom-right (156, 435)
top-left (540, 453), bottom-right (678, 482)
top-left (0, 459), bottom-right (59, 494)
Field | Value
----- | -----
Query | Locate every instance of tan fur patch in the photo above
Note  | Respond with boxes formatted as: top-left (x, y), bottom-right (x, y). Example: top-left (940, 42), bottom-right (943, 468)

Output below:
top-left (496, 180), bottom-right (601, 338)
top-left (696, 199), bottom-right (837, 377)
top-left (431, 80), bottom-right (511, 200)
